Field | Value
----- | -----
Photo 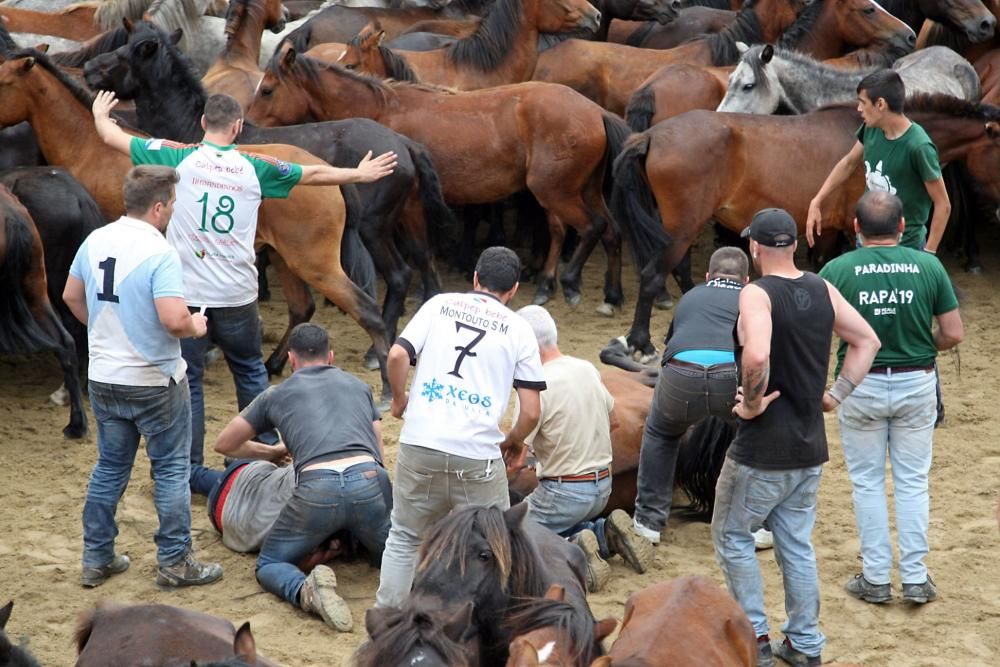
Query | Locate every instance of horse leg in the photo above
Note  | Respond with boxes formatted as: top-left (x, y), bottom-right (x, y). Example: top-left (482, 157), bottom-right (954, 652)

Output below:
top-left (256, 248), bottom-right (272, 302)
top-left (263, 250), bottom-right (315, 377)
top-left (358, 213), bottom-right (412, 345)
top-left (399, 196), bottom-right (442, 302)
top-left (31, 299), bottom-right (87, 438)
top-left (531, 207), bottom-right (565, 306)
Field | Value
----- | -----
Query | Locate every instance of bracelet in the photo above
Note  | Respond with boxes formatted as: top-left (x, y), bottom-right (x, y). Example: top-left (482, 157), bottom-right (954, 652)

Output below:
top-left (826, 374), bottom-right (857, 404)
top-left (924, 248), bottom-right (936, 255)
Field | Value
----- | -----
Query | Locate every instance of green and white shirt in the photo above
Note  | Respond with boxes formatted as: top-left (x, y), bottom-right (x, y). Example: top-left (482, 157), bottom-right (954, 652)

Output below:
top-left (130, 137), bottom-right (302, 308)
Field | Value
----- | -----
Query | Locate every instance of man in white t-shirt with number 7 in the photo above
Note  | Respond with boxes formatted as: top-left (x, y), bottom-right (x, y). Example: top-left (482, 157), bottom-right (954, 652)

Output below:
top-left (91, 90), bottom-right (397, 495)
top-left (375, 246), bottom-right (547, 608)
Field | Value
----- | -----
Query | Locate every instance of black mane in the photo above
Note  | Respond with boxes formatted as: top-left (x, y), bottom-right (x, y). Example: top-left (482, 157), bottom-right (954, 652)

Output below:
top-left (706, 0), bottom-right (764, 66)
top-left (270, 50), bottom-right (391, 108)
top-left (448, 0), bottom-right (524, 71)
top-left (906, 93), bottom-right (1000, 121)
top-left (504, 596), bottom-right (604, 665)
top-left (51, 26), bottom-right (130, 68)
top-left (777, 0), bottom-right (822, 50)
top-left (354, 602), bottom-right (475, 667)
top-left (379, 45), bottom-right (420, 83)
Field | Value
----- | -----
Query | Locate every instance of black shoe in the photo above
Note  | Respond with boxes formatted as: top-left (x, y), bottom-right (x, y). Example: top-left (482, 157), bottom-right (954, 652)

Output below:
top-left (902, 576), bottom-right (938, 604)
top-left (773, 638), bottom-right (822, 666)
top-left (844, 573), bottom-right (892, 604)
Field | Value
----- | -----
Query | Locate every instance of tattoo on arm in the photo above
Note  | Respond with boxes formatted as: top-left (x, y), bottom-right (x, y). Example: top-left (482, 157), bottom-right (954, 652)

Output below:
top-left (743, 365), bottom-right (770, 405)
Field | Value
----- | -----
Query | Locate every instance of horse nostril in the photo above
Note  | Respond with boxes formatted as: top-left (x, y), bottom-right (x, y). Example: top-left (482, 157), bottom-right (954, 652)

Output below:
top-left (670, 0), bottom-right (681, 8)
top-left (906, 32), bottom-right (916, 46)
top-left (982, 18), bottom-right (996, 32)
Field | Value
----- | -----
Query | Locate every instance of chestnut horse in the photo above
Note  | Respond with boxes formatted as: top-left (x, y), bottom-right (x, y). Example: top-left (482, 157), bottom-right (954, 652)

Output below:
top-left (0, 3), bottom-right (102, 42)
top-left (248, 48), bottom-right (631, 310)
top-left (591, 577), bottom-right (756, 667)
top-left (0, 48), bottom-right (392, 400)
top-left (918, 0), bottom-right (1000, 63)
top-left (0, 184), bottom-right (87, 439)
top-left (74, 602), bottom-right (279, 666)
top-left (611, 95), bottom-right (1000, 356)
top-left (305, 0), bottom-right (601, 89)
top-left (533, 0), bottom-right (915, 114)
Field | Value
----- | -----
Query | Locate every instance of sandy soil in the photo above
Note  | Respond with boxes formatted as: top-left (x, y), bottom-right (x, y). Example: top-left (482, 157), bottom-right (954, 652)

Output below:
top-left (1, 228), bottom-right (998, 667)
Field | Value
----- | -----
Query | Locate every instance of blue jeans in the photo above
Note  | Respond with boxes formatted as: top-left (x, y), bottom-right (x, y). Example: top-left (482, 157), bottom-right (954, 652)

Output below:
top-left (256, 463), bottom-right (392, 605)
top-left (83, 378), bottom-right (192, 568)
top-left (526, 476), bottom-right (613, 554)
top-left (712, 457), bottom-right (825, 657)
top-left (838, 369), bottom-right (936, 585)
top-left (182, 302), bottom-right (274, 489)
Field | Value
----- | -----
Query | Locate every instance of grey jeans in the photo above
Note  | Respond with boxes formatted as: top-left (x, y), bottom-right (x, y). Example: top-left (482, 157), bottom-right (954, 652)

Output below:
top-left (375, 443), bottom-right (509, 608)
top-left (634, 362), bottom-right (737, 531)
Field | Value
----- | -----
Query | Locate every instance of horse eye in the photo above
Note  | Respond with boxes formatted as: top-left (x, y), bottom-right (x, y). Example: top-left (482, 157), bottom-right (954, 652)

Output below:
top-left (260, 88), bottom-right (273, 98)
top-left (345, 63), bottom-right (356, 70)
top-left (477, 550), bottom-right (492, 562)
top-left (862, 6), bottom-right (875, 14)
top-left (742, 83), bottom-right (755, 91)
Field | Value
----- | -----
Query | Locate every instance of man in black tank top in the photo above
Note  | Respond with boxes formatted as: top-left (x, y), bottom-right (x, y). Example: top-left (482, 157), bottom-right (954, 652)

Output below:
top-left (711, 209), bottom-right (880, 667)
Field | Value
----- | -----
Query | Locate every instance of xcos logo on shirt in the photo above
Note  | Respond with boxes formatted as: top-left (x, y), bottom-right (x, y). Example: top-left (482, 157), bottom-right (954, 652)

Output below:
top-left (421, 377), bottom-right (493, 408)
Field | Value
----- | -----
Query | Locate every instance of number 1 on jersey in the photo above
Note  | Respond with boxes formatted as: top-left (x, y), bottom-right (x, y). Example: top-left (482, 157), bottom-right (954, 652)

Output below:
top-left (97, 257), bottom-right (119, 303)
top-left (449, 322), bottom-right (486, 379)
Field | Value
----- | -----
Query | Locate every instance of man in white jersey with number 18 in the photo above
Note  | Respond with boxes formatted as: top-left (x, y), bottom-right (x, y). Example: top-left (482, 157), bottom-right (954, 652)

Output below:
top-left (91, 90), bottom-right (396, 495)
top-left (375, 247), bottom-right (547, 608)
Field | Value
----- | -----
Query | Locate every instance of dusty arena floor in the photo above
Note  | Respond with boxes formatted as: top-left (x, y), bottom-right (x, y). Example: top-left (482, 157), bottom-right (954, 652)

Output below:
top-left (1, 228), bottom-right (998, 666)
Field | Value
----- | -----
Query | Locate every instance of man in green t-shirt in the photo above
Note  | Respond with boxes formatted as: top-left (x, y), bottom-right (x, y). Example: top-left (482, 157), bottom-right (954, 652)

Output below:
top-left (806, 69), bottom-right (951, 253)
top-left (819, 191), bottom-right (963, 606)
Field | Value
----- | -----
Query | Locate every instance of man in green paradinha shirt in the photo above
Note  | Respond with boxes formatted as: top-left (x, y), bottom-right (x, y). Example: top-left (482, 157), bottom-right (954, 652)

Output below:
top-left (819, 191), bottom-right (963, 607)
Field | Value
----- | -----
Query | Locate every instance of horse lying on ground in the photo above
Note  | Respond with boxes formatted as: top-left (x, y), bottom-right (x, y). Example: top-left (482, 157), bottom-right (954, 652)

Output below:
top-left (74, 602), bottom-right (280, 667)
top-left (0, 601), bottom-right (41, 667)
top-left (356, 598), bottom-right (481, 667)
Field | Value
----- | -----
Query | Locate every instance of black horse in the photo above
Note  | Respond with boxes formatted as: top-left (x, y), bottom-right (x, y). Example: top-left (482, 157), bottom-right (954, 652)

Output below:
top-left (356, 598), bottom-right (480, 667)
top-left (0, 601), bottom-right (41, 667)
top-left (83, 20), bottom-right (455, 374)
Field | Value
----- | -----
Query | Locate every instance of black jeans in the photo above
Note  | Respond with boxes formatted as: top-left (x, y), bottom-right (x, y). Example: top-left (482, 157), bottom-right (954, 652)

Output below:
top-left (634, 362), bottom-right (738, 531)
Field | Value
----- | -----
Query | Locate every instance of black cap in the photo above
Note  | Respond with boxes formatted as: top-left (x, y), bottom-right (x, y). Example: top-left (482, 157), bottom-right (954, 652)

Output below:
top-left (741, 208), bottom-right (798, 247)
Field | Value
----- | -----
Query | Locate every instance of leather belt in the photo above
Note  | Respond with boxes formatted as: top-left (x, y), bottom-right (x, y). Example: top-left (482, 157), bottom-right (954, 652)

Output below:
top-left (869, 365), bottom-right (934, 374)
top-left (541, 468), bottom-right (611, 483)
top-left (667, 359), bottom-right (736, 371)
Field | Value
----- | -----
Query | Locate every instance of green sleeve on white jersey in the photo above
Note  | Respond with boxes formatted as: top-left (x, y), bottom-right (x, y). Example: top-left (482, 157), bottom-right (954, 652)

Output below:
top-left (243, 153), bottom-right (303, 199)
top-left (130, 136), bottom-right (197, 167)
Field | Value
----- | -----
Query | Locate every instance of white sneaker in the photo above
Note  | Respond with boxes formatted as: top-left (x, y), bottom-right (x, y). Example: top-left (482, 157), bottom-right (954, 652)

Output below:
top-left (753, 528), bottom-right (774, 550)
top-left (632, 517), bottom-right (661, 545)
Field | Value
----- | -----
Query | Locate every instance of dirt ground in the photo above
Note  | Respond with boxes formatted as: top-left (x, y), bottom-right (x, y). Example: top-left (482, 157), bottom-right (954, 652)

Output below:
top-left (1, 228), bottom-right (999, 667)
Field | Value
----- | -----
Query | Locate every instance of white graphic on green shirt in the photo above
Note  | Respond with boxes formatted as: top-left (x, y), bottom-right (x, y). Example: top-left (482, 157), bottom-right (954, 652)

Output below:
top-left (864, 160), bottom-right (897, 195)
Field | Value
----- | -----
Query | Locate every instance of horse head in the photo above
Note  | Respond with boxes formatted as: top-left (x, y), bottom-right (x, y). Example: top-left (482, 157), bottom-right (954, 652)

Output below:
top-left (249, 45), bottom-right (319, 126)
top-left (341, 21), bottom-right (387, 74)
top-left (627, 0), bottom-right (682, 25)
top-left (529, 0), bottom-right (602, 35)
top-left (927, 0), bottom-right (996, 43)
top-left (717, 43), bottom-right (781, 114)
top-left (836, 0), bottom-right (916, 54)
top-left (356, 599), bottom-right (479, 667)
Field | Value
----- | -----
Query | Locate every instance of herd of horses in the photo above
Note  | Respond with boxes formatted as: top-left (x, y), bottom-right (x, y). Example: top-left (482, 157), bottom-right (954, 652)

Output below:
top-left (2, 0), bottom-right (1000, 663)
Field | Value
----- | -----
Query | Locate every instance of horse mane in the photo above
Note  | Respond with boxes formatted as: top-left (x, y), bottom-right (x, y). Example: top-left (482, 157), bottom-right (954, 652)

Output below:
top-left (6, 47), bottom-right (96, 109)
top-left (705, 0), bottom-right (763, 66)
top-left (741, 43), bottom-right (881, 96)
top-left (94, 0), bottom-right (155, 31)
top-left (0, 19), bottom-right (18, 53)
top-left (905, 93), bottom-right (1000, 121)
top-left (146, 0), bottom-right (213, 47)
top-left (223, 0), bottom-right (267, 42)
top-left (378, 45), bottom-right (420, 83)
top-left (921, 22), bottom-right (970, 52)
top-left (776, 0), bottom-right (822, 50)
top-left (353, 603), bottom-right (474, 667)
top-left (269, 51), bottom-right (392, 109)
top-left (50, 26), bottom-right (129, 68)
top-left (128, 21), bottom-right (206, 97)
top-left (504, 597), bottom-right (604, 665)
top-left (447, 0), bottom-right (524, 72)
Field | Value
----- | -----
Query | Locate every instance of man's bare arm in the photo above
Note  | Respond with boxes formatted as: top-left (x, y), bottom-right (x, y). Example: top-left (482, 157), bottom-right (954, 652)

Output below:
top-left (91, 90), bottom-right (135, 156)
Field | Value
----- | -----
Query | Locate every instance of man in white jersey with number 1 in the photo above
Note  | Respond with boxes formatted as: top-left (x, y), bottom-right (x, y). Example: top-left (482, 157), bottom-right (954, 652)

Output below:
top-left (91, 90), bottom-right (396, 495)
top-left (375, 247), bottom-right (547, 608)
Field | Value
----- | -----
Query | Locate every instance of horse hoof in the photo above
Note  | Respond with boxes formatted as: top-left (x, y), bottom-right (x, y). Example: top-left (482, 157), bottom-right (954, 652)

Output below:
top-left (637, 352), bottom-right (658, 365)
top-left (565, 292), bottom-right (582, 308)
top-left (595, 303), bottom-right (615, 317)
top-left (362, 350), bottom-right (380, 371)
top-left (376, 396), bottom-right (392, 414)
top-left (966, 265), bottom-right (983, 275)
top-left (49, 386), bottom-right (69, 407)
top-left (532, 293), bottom-right (551, 306)
top-left (63, 423), bottom-right (88, 440)
top-left (205, 347), bottom-right (222, 366)
top-left (653, 296), bottom-right (674, 311)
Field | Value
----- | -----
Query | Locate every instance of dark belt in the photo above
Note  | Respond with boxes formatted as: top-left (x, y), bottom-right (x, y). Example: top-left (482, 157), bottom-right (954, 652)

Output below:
top-left (667, 359), bottom-right (736, 371)
top-left (869, 365), bottom-right (934, 375)
top-left (541, 468), bottom-right (611, 483)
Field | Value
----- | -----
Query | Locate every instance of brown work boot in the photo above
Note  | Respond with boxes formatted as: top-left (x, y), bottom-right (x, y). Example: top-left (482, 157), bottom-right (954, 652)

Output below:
top-left (604, 509), bottom-right (655, 574)
top-left (156, 550), bottom-right (223, 588)
top-left (571, 529), bottom-right (611, 593)
top-left (300, 565), bottom-right (353, 632)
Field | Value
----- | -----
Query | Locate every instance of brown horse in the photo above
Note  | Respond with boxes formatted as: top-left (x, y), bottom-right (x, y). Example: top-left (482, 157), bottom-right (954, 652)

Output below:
top-left (337, 21), bottom-right (421, 82)
top-left (74, 602), bottom-right (280, 666)
top-left (609, 5), bottom-right (734, 49)
top-left (248, 48), bottom-right (630, 310)
top-left (611, 96), bottom-right (1000, 356)
top-left (0, 183), bottom-right (87, 439)
top-left (201, 0), bottom-right (288, 108)
top-left (0, 48), bottom-right (392, 400)
top-left (919, 0), bottom-right (1000, 63)
top-left (305, 0), bottom-right (601, 89)
top-left (590, 577), bottom-right (757, 667)
top-left (0, 3), bottom-right (102, 42)
top-left (534, 0), bottom-right (915, 114)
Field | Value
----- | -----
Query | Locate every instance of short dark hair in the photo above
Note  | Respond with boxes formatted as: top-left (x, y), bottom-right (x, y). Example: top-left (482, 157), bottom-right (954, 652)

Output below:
top-left (475, 246), bottom-right (520, 293)
top-left (856, 190), bottom-right (903, 238)
top-left (708, 246), bottom-right (749, 280)
top-left (289, 323), bottom-right (330, 361)
top-left (203, 93), bottom-right (244, 131)
top-left (857, 69), bottom-right (905, 113)
top-left (123, 165), bottom-right (178, 215)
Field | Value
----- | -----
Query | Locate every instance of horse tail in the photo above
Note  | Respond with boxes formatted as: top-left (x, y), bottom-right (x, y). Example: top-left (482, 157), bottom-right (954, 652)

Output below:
top-left (600, 111), bottom-right (633, 204)
top-left (674, 416), bottom-right (736, 519)
top-left (625, 83), bottom-right (657, 133)
top-left (611, 132), bottom-right (670, 274)
top-left (340, 184), bottom-right (378, 301)
top-left (74, 607), bottom-right (96, 655)
top-left (0, 205), bottom-right (57, 355)
top-left (406, 139), bottom-right (457, 254)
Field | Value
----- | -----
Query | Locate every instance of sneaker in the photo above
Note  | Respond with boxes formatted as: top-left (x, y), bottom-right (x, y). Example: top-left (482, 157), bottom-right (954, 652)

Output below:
top-left (632, 517), bottom-right (661, 545)
top-left (772, 638), bottom-right (822, 666)
top-left (844, 573), bottom-right (892, 604)
top-left (758, 636), bottom-right (776, 667)
top-left (156, 551), bottom-right (223, 588)
top-left (299, 564), bottom-right (353, 631)
top-left (753, 528), bottom-right (774, 551)
top-left (571, 530), bottom-right (611, 593)
top-left (81, 554), bottom-right (130, 588)
top-left (604, 509), bottom-right (655, 574)
top-left (902, 576), bottom-right (938, 604)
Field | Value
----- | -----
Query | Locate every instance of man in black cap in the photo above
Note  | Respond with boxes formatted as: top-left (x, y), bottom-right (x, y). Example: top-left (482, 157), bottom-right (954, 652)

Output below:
top-left (712, 209), bottom-right (880, 667)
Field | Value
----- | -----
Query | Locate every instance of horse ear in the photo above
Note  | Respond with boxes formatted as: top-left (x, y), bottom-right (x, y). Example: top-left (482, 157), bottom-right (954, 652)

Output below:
top-left (365, 607), bottom-right (391, 638)
top-left (232, 622), bottom-right (257, 666)
top-left (761, 44), bottom-right (774, 64)
top-left (281, 46), bottom-right (297, 69)
top-left (986, 121), bottom-right (1000, 141)
top-left (443, 601), bottom-right (476, 642)
top-left (169, 29), bottom-right (183, 46)
top-left (543, 584), bottom-right (565, 601)
top-left (34, 43), bottom-right (50, 53)
top-left (508, 637), bottom-right (540, 666)
top-left (0, 601), bottom-right (12, 630)
top-left (504, 501), bottom-right (529, 529)
top-left (122, 17), bottom-right (133, 32)
top-left (19, 57), bottom-right (35, 72)
top-left (377, 30), bottom-right (386, 45)
top-left (590, 657), bottom-right (613, 667)
top-left (594, 617), bottom-right (617, 642)
top-left (736, 41), bottom-right (749, 54)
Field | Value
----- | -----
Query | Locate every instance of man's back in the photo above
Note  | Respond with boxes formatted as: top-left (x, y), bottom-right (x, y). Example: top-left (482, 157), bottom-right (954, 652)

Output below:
top-left (662, 277), bottom-right (742, 364)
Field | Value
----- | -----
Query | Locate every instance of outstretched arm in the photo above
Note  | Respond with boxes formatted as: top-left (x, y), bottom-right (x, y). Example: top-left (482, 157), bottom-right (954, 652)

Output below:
top-left (298, 150), bottom-right (398, 185)
top-left (91, 90), bottom-right (134, 156)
